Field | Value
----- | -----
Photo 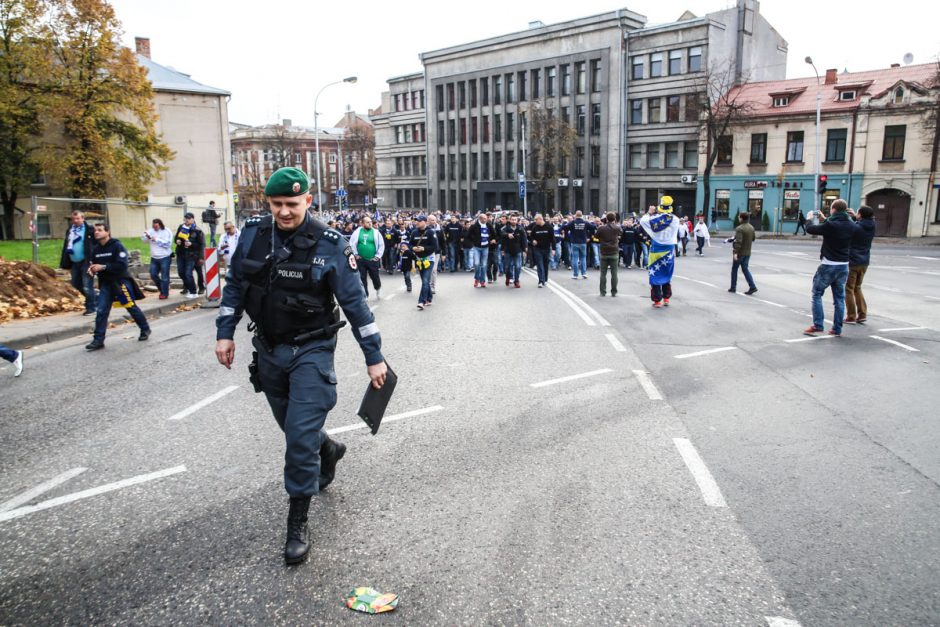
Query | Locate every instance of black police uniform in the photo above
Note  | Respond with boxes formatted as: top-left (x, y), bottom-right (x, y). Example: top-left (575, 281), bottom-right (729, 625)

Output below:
top-left (216, 213), bottom-right (383, 562)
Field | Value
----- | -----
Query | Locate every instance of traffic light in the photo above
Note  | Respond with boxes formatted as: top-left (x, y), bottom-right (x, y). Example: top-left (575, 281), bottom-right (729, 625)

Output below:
top-left (817, 175), bottom-right (828, 194)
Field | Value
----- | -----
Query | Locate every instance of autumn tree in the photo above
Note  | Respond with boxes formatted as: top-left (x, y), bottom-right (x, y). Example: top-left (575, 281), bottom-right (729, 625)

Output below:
top-left (43, 0), bottom-right (172, 200)
top-left (0, 0), bottom-right (52, 238)
top-left (526, 100), bottom-right (577, 214)
top-left (342, 120), bottom-right (376, 206)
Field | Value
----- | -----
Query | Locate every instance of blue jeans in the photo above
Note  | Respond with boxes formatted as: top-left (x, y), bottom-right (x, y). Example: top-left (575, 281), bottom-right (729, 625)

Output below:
top-left (641, 242), bottom-right (650, 268)
top-left (446, 242), bottom-right (459, 271)
top-left (496, 245), bottom-right (504, 273)
top-left (177, 256), bottom-right (197, 294)
top-left (811, 264), bottom-right (849, 334)
top-left (418, 262), bottom-right (434, 304)
top-left (730, 255), bottom-right (757, 291)
top-left (93, 281), bottom-right (149, 343)
top-left (69, 260), bottom-right (97, 312)
top-left (551, 242), bottom-right (562, 269)
top-left (150, 256), bottom-right (172, 297)
top-left (0, 344), bottom-right (17, 362)
top-left (465, 248), bottom-right (474, 270)
top-left (474, 247), bottom-right (488, 283)
top-left (570, 243), bottom-right (587, 277)
top-left (502, 252), bottom-right (523, 283)
top-left (591, 243), bottom-right (601, 268)
top-left (533, 248), bottom-right (550, 283)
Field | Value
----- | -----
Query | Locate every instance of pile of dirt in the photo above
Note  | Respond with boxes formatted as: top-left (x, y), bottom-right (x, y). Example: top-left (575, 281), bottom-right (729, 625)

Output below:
top-left (0, 260), bottom-right (84, 323)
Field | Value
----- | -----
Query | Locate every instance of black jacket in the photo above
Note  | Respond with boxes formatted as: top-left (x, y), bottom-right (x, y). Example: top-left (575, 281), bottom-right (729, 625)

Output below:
top-left (806, 212), bottom-right (859, 263)
top-left (59, 223), bottom-right (96, 269)
top-left (467, 221), bottom-right (498, 248)
top-left (849, 218), bottom-right (876, 266)
top-left (444, 222), bottom-right (462, 244)
top-left (90, 238), bottom-right (145, 300)
top-left (499, 224), bottom-right (528, 255)
top-left (409, 227), bottom-right (439, 258)
top-left (528, 223), bottom-right (556, 250)
top-left (174, 224), bottom-right (206, 260)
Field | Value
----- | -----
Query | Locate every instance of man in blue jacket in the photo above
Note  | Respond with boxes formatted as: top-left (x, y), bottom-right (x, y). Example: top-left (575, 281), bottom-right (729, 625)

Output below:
top-left (803, 199), bottom-right (860, 337)
top-left (566, 210), bottom-right (594, 279)
top-left (59, 210), bottom-right (98, 315)
top-left (845, 205), bottom-right (876, 325)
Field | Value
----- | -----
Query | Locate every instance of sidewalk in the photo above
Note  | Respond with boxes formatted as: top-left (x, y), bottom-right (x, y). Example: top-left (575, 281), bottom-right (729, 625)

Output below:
top-left (1, 291), bottom-right (210, 350)
top-left (755, 233), bottom-right (940, 246)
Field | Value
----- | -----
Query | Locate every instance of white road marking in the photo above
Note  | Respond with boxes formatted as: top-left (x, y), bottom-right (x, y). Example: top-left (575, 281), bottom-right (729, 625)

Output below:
top-left (327, 405), bottom-right (444, 435)
top-left (675, 275), bottom-right (718, 288)
top-left (910, 256), bottom-right (938, 261)
top-left (870, 335), bottom-right (920, 352)
top-left (0, 467), bottom-right (87, 513)
top-left (530, 369), bottom-right (613, 388)
top-left (535, 272), bottom-right (611, 326)
top-left (672, 438), bottom-right (727, 507)
top-left (674, 346), bottom-right (739, 360)
top-left (754, 298), bottom-right (787, 308)
top-left (867, 284), bottom-right (901, 293)
top-left (925, 296), bottom-right (940, 302)
top-left (529, 272), bottom-right (595, 326)
top-left (167, 386), bottom-right (239, 421)
top-left (878, 326), bottom-right (927, 332)
top-left (383, 293), bottom-right (398, 301)
top-left (0, 465), bottom-right (187, 524)
top-left (632, 370), bottom-right (663, 400)
top-left (766, 617), bottom-right (803, 627)
top-left (785, 335), bottom-right (835, 343)
top-left (605, 334), bottom-right (627, 352)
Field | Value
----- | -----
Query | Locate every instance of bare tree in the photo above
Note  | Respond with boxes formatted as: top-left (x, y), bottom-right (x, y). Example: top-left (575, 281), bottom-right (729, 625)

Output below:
top-left (342, 120), bottom-right (376, 207)
top-left (526, 100), bottom-right (577, 214)
top-left (921, 57), bottom-right (940, 235)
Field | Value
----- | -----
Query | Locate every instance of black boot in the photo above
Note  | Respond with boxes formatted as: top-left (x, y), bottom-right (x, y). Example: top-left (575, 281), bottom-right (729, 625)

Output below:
top-left (318, 438), bottom-right (347, 491)
top-left (284, 497), bottom-right (310, 565)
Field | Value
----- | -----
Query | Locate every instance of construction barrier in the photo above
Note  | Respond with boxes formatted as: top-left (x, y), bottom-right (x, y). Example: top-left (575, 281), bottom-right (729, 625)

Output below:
top-left (204, 247), bottom-right (221, 306)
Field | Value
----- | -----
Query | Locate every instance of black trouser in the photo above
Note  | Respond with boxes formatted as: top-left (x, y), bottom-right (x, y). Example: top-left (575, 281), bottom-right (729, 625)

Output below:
top-left (382, 245), bottom-right (396, 273)
top-left (620, 244), bottom-right (633, 267)
top-left (795, 222), bottom-right (806, 235)
top-left (650, 283), bottom-right (672, 302)
top-left (696, 236), bottom-right (706, 254)
top-left (633, 242), bottom-right (644, 267)
top-left (358, 258), bottom-right (382, 295)
top-left (487, 248), bottom-right (499, 282)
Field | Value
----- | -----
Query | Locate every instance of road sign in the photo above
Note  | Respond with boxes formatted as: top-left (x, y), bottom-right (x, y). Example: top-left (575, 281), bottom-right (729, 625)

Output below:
top-left (336, 188), bottom-right (347, 198)
top-left (518, 172), bottom-right (526, 198)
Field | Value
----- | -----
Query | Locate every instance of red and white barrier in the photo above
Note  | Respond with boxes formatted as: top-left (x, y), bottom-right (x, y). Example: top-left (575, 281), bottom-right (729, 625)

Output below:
top-left (204, 247), bottom-right (221, 301)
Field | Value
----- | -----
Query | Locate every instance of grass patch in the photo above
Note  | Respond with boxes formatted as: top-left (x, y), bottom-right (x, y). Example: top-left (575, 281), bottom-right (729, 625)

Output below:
top-left (0, 238), bottom-right (152, 268)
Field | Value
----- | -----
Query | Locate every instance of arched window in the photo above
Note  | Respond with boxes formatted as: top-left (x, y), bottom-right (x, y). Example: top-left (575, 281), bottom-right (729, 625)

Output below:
top-left (894, 88), bottom-right (904, 104)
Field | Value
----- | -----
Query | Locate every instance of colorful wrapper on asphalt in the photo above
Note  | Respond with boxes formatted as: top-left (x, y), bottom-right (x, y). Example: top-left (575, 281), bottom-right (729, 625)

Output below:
top-left (345, 587), bottom-right (399, 614)
top-left (647, 240), bottom-right (675, 286)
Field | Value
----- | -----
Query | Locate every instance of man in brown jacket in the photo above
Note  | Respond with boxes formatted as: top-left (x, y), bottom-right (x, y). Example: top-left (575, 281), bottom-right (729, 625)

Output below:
top-left (729, 212), bottom-right (758, 295)
top-left (596, 212), bottom-right (623, 296)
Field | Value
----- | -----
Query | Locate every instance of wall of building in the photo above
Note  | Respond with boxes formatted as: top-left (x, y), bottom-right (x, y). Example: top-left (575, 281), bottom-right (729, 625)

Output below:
top-left (374, 74), bottom-right (428, 212)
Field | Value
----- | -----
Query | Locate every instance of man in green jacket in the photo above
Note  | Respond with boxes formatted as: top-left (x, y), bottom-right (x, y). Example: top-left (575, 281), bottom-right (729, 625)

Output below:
top-left (729, 212), bottom-right (758, 295)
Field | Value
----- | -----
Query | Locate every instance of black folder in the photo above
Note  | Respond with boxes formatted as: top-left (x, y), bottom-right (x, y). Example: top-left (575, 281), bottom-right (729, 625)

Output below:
top-left (357, 362), bottom-right (397, 435)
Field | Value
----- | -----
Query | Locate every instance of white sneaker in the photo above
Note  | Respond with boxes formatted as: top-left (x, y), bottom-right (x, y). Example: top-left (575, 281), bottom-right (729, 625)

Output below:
top-left (13, 351), bottom-right (23, 377)
top-left (375, 289), bottom-right (382, 301)
top-left (185, 292), bottom-right (199, 300)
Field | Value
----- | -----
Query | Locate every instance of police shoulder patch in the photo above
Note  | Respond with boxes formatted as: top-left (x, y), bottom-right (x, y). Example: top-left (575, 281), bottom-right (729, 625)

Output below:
top-left (322, 229), bottom-right (341, 244)
top-left (345, 246), bottom-right (358, 271)
top-left (243, 216), bottom-right (265, 228)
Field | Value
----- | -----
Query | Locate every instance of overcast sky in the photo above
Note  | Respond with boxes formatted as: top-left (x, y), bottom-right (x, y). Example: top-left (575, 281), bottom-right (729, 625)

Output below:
top-left (108, 0), bottom-right (938, 128)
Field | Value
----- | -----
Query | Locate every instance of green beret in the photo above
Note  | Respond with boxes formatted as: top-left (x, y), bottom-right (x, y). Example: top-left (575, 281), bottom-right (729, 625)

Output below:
top-left (264, 167), bottom-right (309, 197)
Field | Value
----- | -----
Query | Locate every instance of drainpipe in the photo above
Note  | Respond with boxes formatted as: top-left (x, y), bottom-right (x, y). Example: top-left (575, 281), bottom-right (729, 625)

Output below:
top-left (922, 94), bottom-right (940, 236)
top-left (847, 106), bottom-right (858, 208)
top-left (617, 10), bottom-right (627, 216)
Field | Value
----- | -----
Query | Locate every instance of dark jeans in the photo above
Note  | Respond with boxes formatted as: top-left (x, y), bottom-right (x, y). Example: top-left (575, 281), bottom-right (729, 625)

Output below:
top-left (0, 344), bottom-right (17, 362)
top-left (633, 242), bottom-right (644, 267)
top-left (533, 248), bottom-right (550, 283)
top-left (418, 262), bottom-right (434, 304)
top-left (730, 255), bottom-right (757, 291)
top-left (207, 222), bottom-right (218, 247)
top-left (69, 260), bottom-right (97, 312)
top-left (599, 255), bottom-right (618, 295)
top-left (149, 256), bottom-right (172, 297)
top-left (358, 258), bottom-right (382, 295)
top-left (93, 281), bottom-right (149, 343)
top-left (446, 242), bottom-right (459, 271)
top-left (177, 256), bottom-right (197, 294)
top-left (812, 264), bottom-right (849, 334)
top-left (487, 248), bottom-right (499, 281)
top-left (696, 236), bottom-right (706, 254)
top-left (502, 252), bottom-right (523, 283)
top-left (795, 222), bottom-right (807, 235)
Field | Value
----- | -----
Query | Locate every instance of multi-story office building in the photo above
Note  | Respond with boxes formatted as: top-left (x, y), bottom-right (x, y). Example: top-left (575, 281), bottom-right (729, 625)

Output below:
top-left (373, 73), bottom-right (429, 212)
top-left (624, 2), bottom-right (787, 215)
top-left (696, 63), bottom-right (940, 237)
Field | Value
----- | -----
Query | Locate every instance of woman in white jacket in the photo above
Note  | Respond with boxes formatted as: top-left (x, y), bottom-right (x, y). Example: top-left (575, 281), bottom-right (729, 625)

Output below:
top-left (693, 217), bottom-right (711, 256)
top-left (350, 216), bottom-right (386, 299)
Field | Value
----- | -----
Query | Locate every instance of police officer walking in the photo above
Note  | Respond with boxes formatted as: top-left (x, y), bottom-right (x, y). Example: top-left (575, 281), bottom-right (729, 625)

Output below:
top-left (214, 168), bottom-right (388, 565)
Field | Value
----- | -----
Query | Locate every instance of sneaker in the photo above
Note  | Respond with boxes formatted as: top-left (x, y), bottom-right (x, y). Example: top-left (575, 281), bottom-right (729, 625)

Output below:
top-left (416, 303), bottom-right (425, 310)
top-left (803, 326), bottom-right (824, 336)
top-left (480, 282), bottom-right (487, 288)
top-left (828, 329), bottom-right (841, 337)
top-left (844, 317), bottom-right (857, 325)
top-left (375, 289), bottom-right (382, 300)
top-left (139, 329), bottom-right (151, 341)
top-left (728, 288), bottom-right (736, 293)
top-left (185, 292), bottom-right (199, 300)
top-left (745, 288), bottom-right (758, 295)
top-left (856, 317), bottom-right (867, 325)
top-left (474, 280), bottom-right (479, 288)
top-left (652, 301), bottom-right (663, 308)
top-left (571, 276), bottom-right (579, 280)
top-left (85, 341), bottom-right (105, 351)
top-left (663, 298), bottom-right (670, 306)
top-left (83, 310), bottom-right (95, 316)
top-left (197, 288), bottom-right (205, 295)
top-left (159, 294), bottom-right (168, 300)
top-left (13, 351), bottom-right (23, 377)
top-left (581, 275), bottom-right (588, 280)
top-left (611, 292), bottom-right (617, 297)
top-left (506, 277), bottom-right (511, 286)
top-left (600, 292), bottom-right (606, 297)
top-left (538, 282), bottom-right (544, 288)
top-left (514, 281), bottom-right (520, 288)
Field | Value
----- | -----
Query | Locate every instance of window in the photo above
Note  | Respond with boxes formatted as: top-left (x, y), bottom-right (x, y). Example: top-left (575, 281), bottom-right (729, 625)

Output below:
top-left (494, 114), bottom-right (501, 142)
top-left (894, 88), bottom-right (904, 104)
top-left (590, 59), bottom-right (601, 92)
top-left (449, 154), bottom-right (456, 180)
top-left (591, 146), bottom-right (600, 177)
top-left (576, 105), bottom-right (586, 135)
top-left (494, 75), bottom-right (502, 104)
top-left (547, 67), bottom-right (556, 96)
top-left (439, 189), bottom-right (445, 210)
top-left (575, 147), bottom-right (584, 177)
top-left (630, 99), bottom-right (643, 124)
top-left (561, 64), bottom-right (571, 96)
top-left (773, 96), bottom-right (790, 108)
top-left (684, 141), bottom-right (698, 168)
top-left (398, 190), bottom-right (405, 208)
top-left (590, 189), bottom-right (600, 213)
top-left (448, 120), bottom-right (456, 144)
top-left (459, 118), bottom-right (466, 144)
top-left (669, 50), bottom-right (682, 75)
top-left (532, 69), bottom-right (541, 98)
top-left (839, 90), bottom-right (856, 101)
top-left (518, 71), bottom-right (527, 101)
top-left (826, 128), bottom-right (847, 162)
top-left (715, 190), bottom-right (730, 219)
top-left (405, 125), bottom-right (413, 143)
top-left (438, 155), bottom-right (445, 180)
top-left (421, 156), bottom-right (427, 175)
top-left (507, 112), bottom-right (514, 142)
top-left (750, 133), bottom-right (767, 164)
top-left (561, 107), bottom-right (570, 124)
top-left (483, 116), bottom-right (490, 142)
top-left (507, 73), bottom-right (515, 103)
top-left (395, 157), bottom-right (402, 176)
top-left (470, 80), bottom-right (477, 108)
top-left (665, 142), bottom-right (680, 168)
top-left (436, 85), bottom-right (444, 112)
top-left (628, 189), bottom-right (641, 211)
top-left (329, 153), bottom-right (336, 164)
top-left (459, 82), bottom-right (466, 109)
top-left (403, 157), bottom-right (411, 176)
top-left (666, 95), bottom-right (680, 122)
top-left (460, 154), bottom-right (467, 178)
top-left (631, 56), bottom-right (644, 80)
top-left (685, 93), bottom-right (701, 122)
top-left (482, 78), bottom-right (489, 106)
top-left (448, 83), bottom-right (455, 110)
top-left (450, 190), bottom-right (456, 211)
top-left (688, 46), bottom-right (702, 72)
top-left (471, 152), bottom-right (478, 179)
top-left (717, 135), bottom-right (733, 165)
top-left (650, 52), bottom-right (663, 77)
top-left (494, 152), bottom-right (502, 179)
top-left (591, 104), bottom-right (601, 135)
top-left (482, 153), bottom-right (490, 179)
top-left (629, 144), bottom-right (643, 169)
top-left (647, 143), bottom-right (660, 168)
top-left (786, 131), bottom-right (804, 162)
top-left (883, 125), bottom-right (906, 160)
top-left (576, 62), bottom-right (586, 94)
top-left (648, 97), bottom-right (661, 123)
top-left (783, 190), bottom-right (801, 220)
top-left (507, 152), bottom-right (514, 179)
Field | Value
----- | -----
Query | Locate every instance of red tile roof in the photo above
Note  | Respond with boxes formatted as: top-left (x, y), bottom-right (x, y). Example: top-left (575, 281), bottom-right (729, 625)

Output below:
top-left (727, 63), bottom-right (937, 118)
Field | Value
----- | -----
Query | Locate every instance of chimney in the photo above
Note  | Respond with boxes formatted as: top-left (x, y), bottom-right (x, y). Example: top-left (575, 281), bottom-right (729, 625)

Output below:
top-left (135, 37), bottom-right (151, 59)
top-left (824, 68), bottom-right (837, 85)
top-left (890, 63), bottom-right (901, 68)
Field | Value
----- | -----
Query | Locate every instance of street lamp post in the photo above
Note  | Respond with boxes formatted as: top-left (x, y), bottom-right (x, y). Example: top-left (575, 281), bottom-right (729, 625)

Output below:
top-left (805, 57), bottom-right (822, 217)
top-left (314, 76), bottom-right (357, 212)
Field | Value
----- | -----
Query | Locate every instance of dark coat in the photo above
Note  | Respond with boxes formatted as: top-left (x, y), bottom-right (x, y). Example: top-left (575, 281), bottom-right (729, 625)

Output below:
top-left (849, 218), bottom-right (876, 266)
top-left (59, 222), bottom-right (96, 269)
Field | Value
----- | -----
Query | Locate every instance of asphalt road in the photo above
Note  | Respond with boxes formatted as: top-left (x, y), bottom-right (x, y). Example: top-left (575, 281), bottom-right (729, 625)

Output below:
top-left (0, 238), bottom-right (937, 625)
